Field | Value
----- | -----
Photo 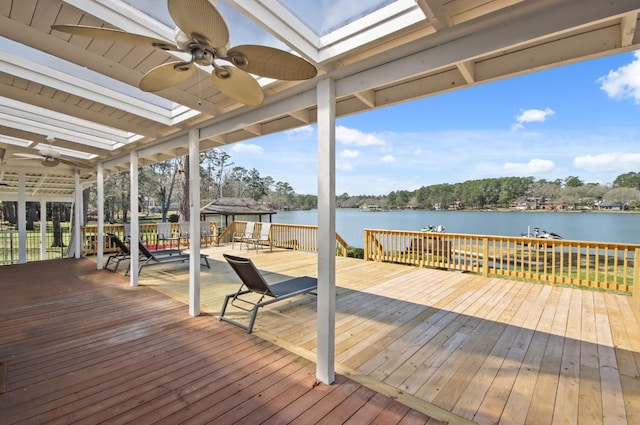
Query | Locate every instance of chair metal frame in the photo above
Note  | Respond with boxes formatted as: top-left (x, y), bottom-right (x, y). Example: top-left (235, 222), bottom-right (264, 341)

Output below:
top-left (220, 254), bottom-right (317, 333)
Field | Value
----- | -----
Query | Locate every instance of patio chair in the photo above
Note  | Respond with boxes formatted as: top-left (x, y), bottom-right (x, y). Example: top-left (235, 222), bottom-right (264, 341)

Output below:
top-left (200, 221), bottom-right (216, 247)
top-left (179, 222), bottom-right (190, 248)
top-left (246, 222), bottom-right (272, 251)
top-left (220, 254), bottom-right (317, 333)
top-left (232, 221), bottom-right (255, 250)
top-left (125, 241), bottom-right (210, 277)
top-left (156, 222), bottom-right (180, 249)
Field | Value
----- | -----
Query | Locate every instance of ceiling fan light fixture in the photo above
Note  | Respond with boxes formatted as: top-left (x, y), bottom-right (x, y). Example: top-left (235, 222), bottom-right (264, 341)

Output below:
top-left (192, 48), bottom-right (213, 66)
top-left (229, 53), bottom-right (248, 67)
top-left (213, 64), bottom-right (231, 79)
top-left (42, 157), bottom-right (59, 167)
top-left (174, 62), bottom-right (193, 72)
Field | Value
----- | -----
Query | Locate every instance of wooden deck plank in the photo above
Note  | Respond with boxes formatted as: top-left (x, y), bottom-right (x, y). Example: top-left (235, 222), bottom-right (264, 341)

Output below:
top-left (380, 275), bottom-right (501, 389)
top-left (166, 246), bottom-right (639, 425)
top-left (551, 287), bottom-right (583, 425)
top-left (578, 290), bottom-right (604, 425)
top-left (429, 281), bottom-right (531, 412)
top-left (419, 280), bottom-right (541, 401)
top-left (470, 284), bottom-right (548, 425)
top-left (593, 291), bottom-right (628, 425)
top-left (498, 284), bottom-right (562, 425)
top-left (450, 280), bottom-right (539, 421)
top-left (0, 256), bottom-right (442, 425)
top-left (5, 247), bottom-right (637, 425)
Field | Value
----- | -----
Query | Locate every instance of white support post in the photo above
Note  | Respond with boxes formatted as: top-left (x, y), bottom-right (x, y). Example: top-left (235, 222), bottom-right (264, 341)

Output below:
top-left (130, 151), bottom-right (139, 287)
top-left (316, 78), bottom-right (336, 385)
top-left (189, 128), bottom-right (201, 317)
top-left (97, 163), bottom-right (104, 269)
top-left (74, 170), bottom-right (82, 259)
top-left (17, 172), bottom-right (26, 264)
top-left (40, 200), bottom-right (47, 260)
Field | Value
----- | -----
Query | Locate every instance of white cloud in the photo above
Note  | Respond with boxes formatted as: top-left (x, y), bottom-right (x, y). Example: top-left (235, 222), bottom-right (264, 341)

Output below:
top-left (380, 155), bottom-right (395, 163)
top-left (597, 51), bottom-right (640, 103)
top-left (229, 143), bottom-right (264, 154)
top-left (503, 158), bottom-right (556, 175)
top-left (340, 149), bottom-right (359, 158)
top-left (512, 108), bottom-right (555, 130)
top-left (336, 125), bottom-right (386, 146)
top-left (574, 152), bottom-right (640, 172)
top-left (337, 162), bottom-right (354, 171)
top-left (285, 125), bottom-right (315, 137)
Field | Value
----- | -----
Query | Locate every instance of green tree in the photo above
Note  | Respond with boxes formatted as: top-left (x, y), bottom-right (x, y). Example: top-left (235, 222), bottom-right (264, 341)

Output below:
top-left (613, 171), bottom-right (640, 189)
top-left (564, 176), bottom-right (584, 187)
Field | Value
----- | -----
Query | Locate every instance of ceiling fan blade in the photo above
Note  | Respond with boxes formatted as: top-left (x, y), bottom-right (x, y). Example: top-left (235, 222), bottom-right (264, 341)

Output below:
top-left (58, 158), bottom-right (91, 169)
top-left (211, 66), bottom-right (264, 106)
top-left (51, 25), bottom-right (177, 50)
top-left (13, 153), bottom-right (43, 160)
top-left (227, 45), bottom-right (317, 80)
top-left (139, 61), bottom-right (196, 92)
top-left (168, 0), bottom-right (229, 49)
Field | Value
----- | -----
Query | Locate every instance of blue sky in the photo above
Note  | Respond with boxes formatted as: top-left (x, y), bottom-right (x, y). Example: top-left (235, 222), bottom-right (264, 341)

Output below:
top-left (222, 50), bottom-right (640, 196)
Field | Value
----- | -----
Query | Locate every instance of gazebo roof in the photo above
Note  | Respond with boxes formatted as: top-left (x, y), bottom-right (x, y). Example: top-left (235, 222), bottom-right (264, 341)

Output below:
top-left (200, 197), bottom-right (276, 217)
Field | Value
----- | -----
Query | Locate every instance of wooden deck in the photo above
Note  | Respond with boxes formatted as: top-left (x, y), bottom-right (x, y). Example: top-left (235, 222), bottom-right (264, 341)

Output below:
top-left (133, 244), bottom-right (640, 425)
top-left (0, 257), bottom-right (441, 424)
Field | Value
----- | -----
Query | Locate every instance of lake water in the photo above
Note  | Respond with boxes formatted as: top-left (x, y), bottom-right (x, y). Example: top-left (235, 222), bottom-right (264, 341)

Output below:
top-left (270, 209), bottom-right (640, 248)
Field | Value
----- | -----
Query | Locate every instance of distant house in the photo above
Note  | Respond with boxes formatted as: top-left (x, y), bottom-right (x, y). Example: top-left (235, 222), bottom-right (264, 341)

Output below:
top-left (360, 204), bottom-right (384, 211)
top-left (598, 201), bottom-right (624, 211)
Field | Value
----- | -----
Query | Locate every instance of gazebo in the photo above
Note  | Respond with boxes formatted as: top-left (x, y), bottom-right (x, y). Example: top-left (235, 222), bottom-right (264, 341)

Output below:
top-left (199, 197), bottom-right (276, 229)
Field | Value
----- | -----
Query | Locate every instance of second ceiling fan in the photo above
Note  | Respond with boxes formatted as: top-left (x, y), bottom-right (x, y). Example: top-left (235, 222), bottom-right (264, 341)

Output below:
top-left (52, 0), bottom-right (317, 106)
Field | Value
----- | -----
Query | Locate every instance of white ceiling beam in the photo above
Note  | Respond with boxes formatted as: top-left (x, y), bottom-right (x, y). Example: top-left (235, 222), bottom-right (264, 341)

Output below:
top-left (0, 98), bottom-right (130, 145)
top-left (336, 0), bottom-right (640, 98)
top-left (229, 0), bottom-right (320, 63)
top-left (457, 61), bottom-right (475, 84)
top-left (200, 89), bottom-right (317, 141)
top-left (0, 51), bottom-right (174, 125)
top-left (63, 0), bottom-right (175, 41)
top-left (244, 124), bottom-right (263, 136)
top-left (289, 109), bottom-right (310, 124)
top-left (354, 90), bottom-right (376, 108)
top-left (319, 1), bottom-right (424, 62)
top-left (621, 12), bottom-right (638, 46)
top-left (416, 0), bottom-right (451, 30)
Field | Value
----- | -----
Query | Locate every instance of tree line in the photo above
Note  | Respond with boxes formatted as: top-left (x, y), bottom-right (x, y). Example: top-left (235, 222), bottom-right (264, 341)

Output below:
top-left (3, 149), bottom-right (638, 231)
top-left (341, 174), bottom-right (640, 211)
top-left (90, 148), bottom-right (640, 220)
top-left (90, 146), bottom-right (639, 220)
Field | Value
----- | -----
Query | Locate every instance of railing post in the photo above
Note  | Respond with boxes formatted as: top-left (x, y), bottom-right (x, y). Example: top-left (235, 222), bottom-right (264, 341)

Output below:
top-left (633, 248), bottom-right (640, 323)
top-left (364, 231), bottom-right (369, 261)
top-left (482, 237), bottom-right (489, 277)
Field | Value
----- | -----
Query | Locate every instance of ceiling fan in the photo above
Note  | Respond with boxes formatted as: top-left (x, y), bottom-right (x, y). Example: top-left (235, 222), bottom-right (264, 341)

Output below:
top-left (12, 137), bottom-right (90, 169)
top-left (52, 0), bottom-right (317, 106)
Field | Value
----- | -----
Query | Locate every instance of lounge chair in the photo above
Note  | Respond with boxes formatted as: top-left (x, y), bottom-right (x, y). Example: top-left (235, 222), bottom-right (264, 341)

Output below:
top-left (106, 233), bottom-right (182, 272)
top-left (125, 242), bottom-right (210, 277)
top-left (104, 233), bottom-right (131, 272)
top-left (220, 254), bottom-right (317, 333)
top-left (246, 222), bottom-right (272, 251)
top-left (232, 221), bottom-right (255, 250)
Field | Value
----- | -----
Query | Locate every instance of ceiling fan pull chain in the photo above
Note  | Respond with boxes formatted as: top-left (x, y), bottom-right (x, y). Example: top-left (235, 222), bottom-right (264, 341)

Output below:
top-left (198, 67), bottom-right (202, 106)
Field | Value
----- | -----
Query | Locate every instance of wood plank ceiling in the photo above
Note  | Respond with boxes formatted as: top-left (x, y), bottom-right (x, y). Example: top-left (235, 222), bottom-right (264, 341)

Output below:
top-left (0, 0), bottom-right (638, 198)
